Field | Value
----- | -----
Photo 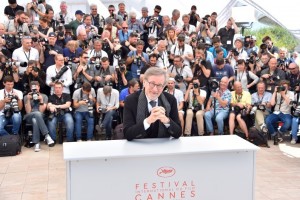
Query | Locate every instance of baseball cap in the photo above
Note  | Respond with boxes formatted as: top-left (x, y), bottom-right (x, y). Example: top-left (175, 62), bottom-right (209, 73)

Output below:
top-left (48, 32), bottom-right (56, 37)
top-left (75, 10), bottom-right (84, 15)
top-left (168, 77), bottom-right (176, 82)
top-left (235, 37), bottom-right (243, 44)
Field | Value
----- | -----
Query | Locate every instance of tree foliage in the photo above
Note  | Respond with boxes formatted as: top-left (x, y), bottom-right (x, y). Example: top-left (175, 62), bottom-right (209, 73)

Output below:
top-left (244, 26), bottom-right (299, 52)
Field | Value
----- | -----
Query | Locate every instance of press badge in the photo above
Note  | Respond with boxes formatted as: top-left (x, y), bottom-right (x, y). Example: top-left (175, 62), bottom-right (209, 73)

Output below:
top-left (137, 69), bottom-right (141, 75)
top-left (227, 40), bottom-right (231, 45)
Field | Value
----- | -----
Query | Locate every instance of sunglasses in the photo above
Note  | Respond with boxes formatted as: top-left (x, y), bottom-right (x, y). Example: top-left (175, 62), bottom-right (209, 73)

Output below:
top-left (114, 41), bottom-right (120, 43)
top-left (122, 27), bottom-right (128, 29)
top-left (83, 57), bottom-right (89, 59)
top-left (154, 10), bottom-right (160, 14)
top-left (109, 10), bottom-right (114, 12)
top-left (289, 68), bottom-right (296, 70)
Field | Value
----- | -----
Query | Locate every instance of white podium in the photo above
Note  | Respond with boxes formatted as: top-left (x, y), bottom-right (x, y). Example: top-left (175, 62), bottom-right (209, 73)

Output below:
top-left (63, 135), bottom-right (259, 200)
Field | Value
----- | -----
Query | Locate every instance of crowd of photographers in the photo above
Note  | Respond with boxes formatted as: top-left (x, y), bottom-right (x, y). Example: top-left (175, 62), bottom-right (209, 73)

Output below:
top-left (0, 0), bottom-right (300, 151)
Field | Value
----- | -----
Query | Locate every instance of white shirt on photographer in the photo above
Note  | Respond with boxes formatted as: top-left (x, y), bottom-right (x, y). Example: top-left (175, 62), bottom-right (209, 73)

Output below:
top-left (12, 47), bottom-right (39, 75)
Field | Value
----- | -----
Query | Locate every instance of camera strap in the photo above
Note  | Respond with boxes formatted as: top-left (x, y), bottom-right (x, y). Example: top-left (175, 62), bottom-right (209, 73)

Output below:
top-left (235, 92), bottom-right (243, 103)
top-left (4, 89), bottom-right (13, 98)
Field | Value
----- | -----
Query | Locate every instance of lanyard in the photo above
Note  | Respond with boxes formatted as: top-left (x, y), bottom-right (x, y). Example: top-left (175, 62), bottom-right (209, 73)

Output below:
top-left (104, 94), bottom-right (111, 107)
top-left (257, 93), bottom-right (265, 104)
top-left (238, 71), bottom-right (244, 82)
top-left (23, 50), bottom-right (31, 61)
top-left (235, 93), bottom-right (243, 103)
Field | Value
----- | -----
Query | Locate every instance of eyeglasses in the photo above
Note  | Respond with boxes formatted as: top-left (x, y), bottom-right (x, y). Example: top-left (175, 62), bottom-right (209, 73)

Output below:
top-left (114, 41), bottom-right (120, 43)
top-left (154, 10), bottom-right (160, 14)
top-left (109, 10), bottom-right (114, 12)
top-left (82, 57), bottom-right (89, 59)
top-left (122, 27), bottom-right (128, 29)
top-left (289, 68), bottom-right (296, 70)
top-left (92, 8), bottom-right (97, 10)
top-left (146, 80), bottom-right (164, 90)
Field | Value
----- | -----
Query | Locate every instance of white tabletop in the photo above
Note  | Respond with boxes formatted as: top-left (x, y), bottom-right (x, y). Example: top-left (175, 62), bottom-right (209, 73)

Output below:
top-left (63, 135), bottom-right (259, 161)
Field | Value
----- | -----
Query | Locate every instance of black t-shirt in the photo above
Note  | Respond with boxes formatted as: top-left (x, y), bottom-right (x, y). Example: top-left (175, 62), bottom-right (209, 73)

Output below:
top-left (217, 27), bottom-right (235, 51)
top-left (43, 45), bottom-right (63, 71)
top-left (4, 5), bottom-right (24, 17)
top-left (48, 93), bottom-right (71, 105)
top-left (193, 60), bottom-right (212, 87)
top-left (120, 41), bottom-right (130, 59)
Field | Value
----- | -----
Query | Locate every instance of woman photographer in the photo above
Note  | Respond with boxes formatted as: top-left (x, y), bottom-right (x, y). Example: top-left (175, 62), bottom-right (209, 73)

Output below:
top-left (166, 28), bottom-right (177, 55)
top-left (37, 16), bottom-right (53, 38)
top-left (235, 59), bottom-right (259, 93)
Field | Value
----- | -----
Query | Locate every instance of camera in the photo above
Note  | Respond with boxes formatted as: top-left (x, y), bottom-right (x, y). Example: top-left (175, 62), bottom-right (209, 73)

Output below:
top-left (51, 65), bottom-right (69, 82)
top-left (59, 14), bottom-right (65, 25)
top-left (134, 56), bottom-right (142, 66)
top-left (174, 74), bottom-right (184, 82)
top-left (4, 95), bottom-right (20, 118)
top-left (74, 77), bottom-right (83, 90)
top-left (193, 83), bottom-right (199, 89)
top-left (31, 85), bottom-right (39, 102)
top-left (293, 104), bottom-right (300, 117)
top-left (201, 17), bottom-right (208, 24)
top-left (260, 43), bottom-right (267, 53)
top-left (250, 103), bottom-right (266, 115)
top-left (149, 16), bottom-right (158, 27)
top-left (208, 77), bottom-right (219, 91)
top-left (48, 107), bottom-right (66, 120)
top-left (15, 31), bottom-right (24, 46)
top-left (231, 49), bottom-right (239, 56)
top-left (191, 37), bottom-right (197, 43)
top-left (2, 59), bottom-right (27, 69)
top-left (193, 105), bottom-right (201, 112)
top-left (87, 101), bottom-right (94, 118)
top-left (92, 56), bottom-right (101, 70)
top-left (98, 107), bottom-right (107, 113)
top-left (277, 85), bottom-right (286, 92)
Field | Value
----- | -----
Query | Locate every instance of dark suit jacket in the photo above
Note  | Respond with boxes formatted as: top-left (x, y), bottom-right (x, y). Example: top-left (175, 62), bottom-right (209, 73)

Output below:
top-left (158, 24), bottom-right (173, 38)
top-left (123, 91), bottom-right (182, 141)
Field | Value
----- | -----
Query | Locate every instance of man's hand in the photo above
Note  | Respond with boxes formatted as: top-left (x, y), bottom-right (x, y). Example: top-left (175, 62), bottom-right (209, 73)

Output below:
top-left (146, 106), bottom-right (167, 124)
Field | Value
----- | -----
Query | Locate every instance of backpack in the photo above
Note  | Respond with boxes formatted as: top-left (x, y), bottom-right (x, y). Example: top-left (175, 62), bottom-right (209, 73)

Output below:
top-left (0, 134), bottom-right (22, 157)
top-left (248, 127), bottom-right (270, 147)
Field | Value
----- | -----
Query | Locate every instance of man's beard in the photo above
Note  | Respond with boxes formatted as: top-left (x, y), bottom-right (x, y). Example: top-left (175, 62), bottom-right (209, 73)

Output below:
top-left (17, 19), bottom-right (23, 25)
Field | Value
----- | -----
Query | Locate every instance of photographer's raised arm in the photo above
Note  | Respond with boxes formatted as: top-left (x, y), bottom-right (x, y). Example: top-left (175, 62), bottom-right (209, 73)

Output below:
top-left (270, 89), bottom-right (277, 106)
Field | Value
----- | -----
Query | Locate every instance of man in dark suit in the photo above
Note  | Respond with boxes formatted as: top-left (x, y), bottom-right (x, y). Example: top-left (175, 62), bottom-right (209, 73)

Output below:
top-left (123, 68), bottom-right (182, 140)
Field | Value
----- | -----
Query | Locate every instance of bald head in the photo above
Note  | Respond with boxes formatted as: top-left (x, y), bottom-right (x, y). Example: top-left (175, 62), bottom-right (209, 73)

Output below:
top-left (234, 81), bottom-right (243, 94)
top-left (219, 77), bottom-right (229, 90)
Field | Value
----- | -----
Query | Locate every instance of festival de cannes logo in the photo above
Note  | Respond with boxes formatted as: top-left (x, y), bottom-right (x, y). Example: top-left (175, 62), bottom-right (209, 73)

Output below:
top-left (157, 167), bottom-right (176, 178)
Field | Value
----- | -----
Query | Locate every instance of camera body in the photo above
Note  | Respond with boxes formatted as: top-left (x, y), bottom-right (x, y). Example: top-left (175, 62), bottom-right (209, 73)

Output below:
top-left (208, 77), bottom-right (219, 91)
top-left (201, 17), bottom-right (208, 24)
top-left (193, 83), bottom-right (199, 89)
top-left (31, 85), bottom-right (39, 102)
top-left (277, 85), bottom-right (286, 92)
top-left (134, 56), bottom-right (142, 66)
top-left (250, 103), bottom-right (266, 115)
top-left (231, 49), bottom-right (239, 56)
top-left (4, 95), bottom-right (20, 118)
top-left (98, 107), bottom-right (107, 113)
top-left (174, 74), bottom-right (184, 82)
top-left (87, 101), bottom-right (94, 118)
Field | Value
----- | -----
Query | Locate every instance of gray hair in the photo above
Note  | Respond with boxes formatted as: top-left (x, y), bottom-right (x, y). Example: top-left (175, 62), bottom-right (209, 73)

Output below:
top-left (157, 40), bottom-right (167, 47)
top-left (172, 9), bottom-right (180, 16)
top-left (90, 3), bottom-right (97, 9)
top-left (129, 11), bottom-right (136, 19)
top-left (144, 68), bottom-right (168, 85)
top-left (60, 1), bottom-right (67, 5)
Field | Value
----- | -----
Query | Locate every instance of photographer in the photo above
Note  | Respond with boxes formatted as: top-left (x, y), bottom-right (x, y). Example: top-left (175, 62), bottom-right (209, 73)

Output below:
top-left (204, 77), bottom-right (232, 135)
top-left (266, 80), bottom-right (294, 145)
top-left (118, 22), bottom-right (132, 43)
top-left (140, 54), bottom-right (158, 83)
top-left (181, 14), bottom-right (196, 37)
top-left (47, 81), bottom-right (74, 142)
top-left (229, 81), bottom-right (251, 138)
top-left (235, 59), bottom-right (259, 92)
top-left (170, 34), bottom-right (194, 67)
top-left (63, 40), bottom-right (82, 64)
top-left (208, 37), bottom-right (228, 59)
top-left (4, 0), bottom-right (24, 20)
top-left (168, 55), bottom-right (193, 93)
top-left (36, 16), bottom-right (53, 38)
top-left (24, 81), bottom-right (54, 151)
top-left (54, 1), bottom-right (73, 25)
top-left (291, 96), bottom-right (300, 144)
top-left (76, 14), bottom-right (98, 40)
top-left (184, 78), bottom-right (206, 136)
top-left (228, 38), bottom-right (248, 67)
top-left (106, 5), bottom-right (123, 30)
top-left (114, 59), bottom-right (131, 91)
top-left (90, 4), bottom-right (105, 35)
top-left (153, 40), bottom-right (170, 69)
top-left (277, 47), bottom-right (291, 72)
top-left (247, 51), bottom-right (263, 76)
top-left (217, 17), bottom-right (239, 51)
top-left (119, 79), bottom-right (140, 108)
top-left (26, 0), bottom-right (46, 24)
top-left (22, 60), bottom-right (46, 95)
top-left (192, 48), bottom-right (212, 90)
top-left (120, 32), bottom-right (138, 59)
top-left (188, 5), bottom-right (201, 27)
top-left (245, 36), bottom-right (259, 56)
top-left (211, 58), bottom-right (234, 83)
top-left (94, 57), bottom-right (115, 90)
top-left (4, 10), bottom-right (30, 50)
top-left (46, 54), bottom-right (72, 94)
top-left (0, 75), bottom-right (22, 136)
top-left (260, 57), bottom-right (286, 92)
top-left (12, 36), bottom-right (40, 75)
top-left (157, 15), bottom-right (172, 41)
top-left (258, 36), bottom-right (279, 59)
top-left (68, 10), bottom-right (84, 36)
top-left (87, 39), bottom-right (108, 64)
top-left (251, 81), bottom-right (272, 131)
top-left (96, 85), bottom-right (119, 140)
top-left (128, 11), bottom-right (144, 33)
top-left (41, 32), bottom-right (63, 71)
top-left (72, 51), bottom-right (95, 90)
top-left (145, 5), bottom-right (163, 38)
top-left (117, 3), bottom-right (128, 22)
top-left (126, 40), bottom-right (149, 79)
top-left (286, 62), bottom-right (300, 93)
top-left (0, 56), bottom-right (20, 88)
top-left (72, 82), bottom-right (96, 141)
